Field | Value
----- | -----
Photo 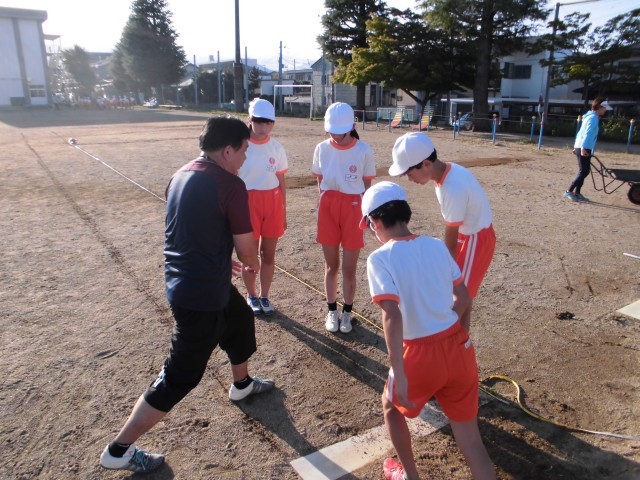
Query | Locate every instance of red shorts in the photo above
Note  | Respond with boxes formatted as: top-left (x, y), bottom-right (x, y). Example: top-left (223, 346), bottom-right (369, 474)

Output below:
top-left (384, 322), bottom-right (479, 422)
top-left (316, 190), bottom-right (364, 250)
top-left (456, 225), bottom-right (496, 298)
top-left (247, 188), bottom-right (285, 240)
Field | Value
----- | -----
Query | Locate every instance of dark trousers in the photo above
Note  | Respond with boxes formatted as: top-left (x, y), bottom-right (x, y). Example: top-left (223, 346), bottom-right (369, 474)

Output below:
top-left (568, 149), bottom-right (592, 194)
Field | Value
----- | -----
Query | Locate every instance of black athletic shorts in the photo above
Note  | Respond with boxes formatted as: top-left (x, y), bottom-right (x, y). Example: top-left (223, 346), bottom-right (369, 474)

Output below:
top-left (143, 285), bottom-right (256, 412)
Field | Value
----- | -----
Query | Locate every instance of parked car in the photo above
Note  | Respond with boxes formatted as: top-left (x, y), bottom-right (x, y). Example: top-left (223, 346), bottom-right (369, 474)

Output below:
top-left (143, 97), bottom-right (158, 108)
top-left (450, 112), bottom-right (473, 130)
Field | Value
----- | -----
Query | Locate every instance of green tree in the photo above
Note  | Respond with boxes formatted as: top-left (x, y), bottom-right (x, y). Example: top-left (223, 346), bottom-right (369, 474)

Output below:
top-left (536, 8), bottom-right (640, 108)
top-left (110, 45), bottom-right (140, 94)
top-left (248, 67), bottom-right (261, 95)
top-left (337, 8), bottom-right (475, 111)
top-left (62, 45), bottom-right (97, 96)
top-left (318, 0), bottom-right (387, 110)
top-left (112, 0), bottom-right (186, 102)
top-left (421, 0), bottom-right (548, 128)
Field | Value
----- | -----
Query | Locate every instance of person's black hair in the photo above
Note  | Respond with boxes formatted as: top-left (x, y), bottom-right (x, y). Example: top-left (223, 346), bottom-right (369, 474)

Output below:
top-left (368, 200), bottom-right (412, 228)
top-left (199, 116), bottom-right (250, 152)
top-left (250, 116), bottom-right (275, 124)
top-left (350, 128), bottom-right (360, 140)
top-left (591, 97), bottom-right (607, 111)
top-left (406, 148), bottom-right (438, 173)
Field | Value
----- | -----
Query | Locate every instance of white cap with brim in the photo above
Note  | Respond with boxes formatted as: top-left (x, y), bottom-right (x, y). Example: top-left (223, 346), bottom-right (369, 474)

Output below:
top-left (389, 132), bottom-right (436, 176)
top-left (324, 102), bottom-right (355, 134)
top-left (249, 98), bottom-right (276, 120)
top-left (359, 181), bottom-right (407, 230)
top-left (600, 100), bottom-right (613, 111)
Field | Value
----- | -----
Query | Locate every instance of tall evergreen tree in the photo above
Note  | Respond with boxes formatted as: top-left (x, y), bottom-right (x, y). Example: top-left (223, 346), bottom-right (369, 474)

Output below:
top-left (112, 0), bottom-right (186, 101)
top-left (421, 0), bottom-right (548, 128)
top-left (318, 0), bottom-right (386, 110)
top-left (62, 45), bottom-right (97, 96)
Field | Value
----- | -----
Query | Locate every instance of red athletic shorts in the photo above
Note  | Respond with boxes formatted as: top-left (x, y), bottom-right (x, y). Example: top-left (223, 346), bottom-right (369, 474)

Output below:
top-left (247, 188), bottom-right (285, 240)
top-left (384, 322), bottom-right (479, 422)
top-left (316, 190), bottom-right (364, 250)
top-left (456, 224), bottom-right (496, 298)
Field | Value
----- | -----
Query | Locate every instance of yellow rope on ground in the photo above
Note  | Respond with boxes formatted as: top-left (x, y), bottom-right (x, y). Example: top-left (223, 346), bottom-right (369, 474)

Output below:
top-left (273, 263), bottom-right (384, 332)
top-left (479, 375), bottom-right (640, 440)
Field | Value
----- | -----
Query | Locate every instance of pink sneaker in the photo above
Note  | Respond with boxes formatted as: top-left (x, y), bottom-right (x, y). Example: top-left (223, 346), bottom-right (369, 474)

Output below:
top-left (383, 457), bottom-right (407, 480)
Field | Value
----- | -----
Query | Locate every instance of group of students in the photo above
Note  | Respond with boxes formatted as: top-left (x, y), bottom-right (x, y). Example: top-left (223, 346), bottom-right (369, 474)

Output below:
top-left (99, 100), bottom-right (497, 480)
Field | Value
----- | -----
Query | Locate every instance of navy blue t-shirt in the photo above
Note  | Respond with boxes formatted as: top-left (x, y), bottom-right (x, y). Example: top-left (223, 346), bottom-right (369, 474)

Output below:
top-left (164, 157), bottom-right (252, 311)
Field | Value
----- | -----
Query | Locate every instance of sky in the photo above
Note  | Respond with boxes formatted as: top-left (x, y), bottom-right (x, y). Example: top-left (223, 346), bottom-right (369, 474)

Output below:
top-left (1, 0), bottom-right (637, 70)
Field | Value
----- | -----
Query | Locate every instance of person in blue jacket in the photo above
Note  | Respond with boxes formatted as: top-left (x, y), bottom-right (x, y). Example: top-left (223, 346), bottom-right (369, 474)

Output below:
top-left (564, 97), bottom-right (612, 201)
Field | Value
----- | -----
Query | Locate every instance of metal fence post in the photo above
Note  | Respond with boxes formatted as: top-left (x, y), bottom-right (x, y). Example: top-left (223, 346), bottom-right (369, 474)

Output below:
top-left (453, 114), bottom-right (458, 140)
top-left (537, 113), bottom-right (545, 151)
top-left (492, 114), bottom-right (497, 145)
top-left (576, 114), bottom-right (582, 137)
top-left (530, 116), bottom-right (536, 142)
top-left (628, 118), bottom-right (636, 153)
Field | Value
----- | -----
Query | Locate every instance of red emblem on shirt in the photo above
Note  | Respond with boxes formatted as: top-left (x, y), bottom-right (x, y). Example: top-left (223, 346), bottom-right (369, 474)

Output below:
top-left (269, 157), bottom-right (276, 165)
top-left (349, 165), bottom-right (357, 173)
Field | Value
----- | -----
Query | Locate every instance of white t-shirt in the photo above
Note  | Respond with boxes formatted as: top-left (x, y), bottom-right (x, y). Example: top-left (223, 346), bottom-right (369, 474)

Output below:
top-left (312, 138), bottom-right (376, 194)
top-left (367, 235), bottom-right (462, 339)
top-left (435, 163), bottom-right (492, 236)
top-left (238, 136), bottom-right (288, 191)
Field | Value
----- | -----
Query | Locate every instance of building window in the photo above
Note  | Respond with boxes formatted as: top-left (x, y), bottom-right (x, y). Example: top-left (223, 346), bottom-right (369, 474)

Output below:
top-left (29, 84), bottom-right (47, 97)
top-left (503, 63), bottom-right (532, 79)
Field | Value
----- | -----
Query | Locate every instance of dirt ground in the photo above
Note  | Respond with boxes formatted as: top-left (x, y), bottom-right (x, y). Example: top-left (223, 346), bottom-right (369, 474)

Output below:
top-left (1, 107), bottom-right (638, 480)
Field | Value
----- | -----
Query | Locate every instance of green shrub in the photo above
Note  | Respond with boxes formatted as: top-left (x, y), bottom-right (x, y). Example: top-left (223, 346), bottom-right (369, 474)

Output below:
top-left (600, 116), bottom-right (639, 143)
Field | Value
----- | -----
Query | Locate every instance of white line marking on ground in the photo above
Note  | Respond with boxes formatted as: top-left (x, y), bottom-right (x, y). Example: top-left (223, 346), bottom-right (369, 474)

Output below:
top-left (290, 396), bottom-right (489, 479)
top-left (617, 299), bottom-right (640, 320)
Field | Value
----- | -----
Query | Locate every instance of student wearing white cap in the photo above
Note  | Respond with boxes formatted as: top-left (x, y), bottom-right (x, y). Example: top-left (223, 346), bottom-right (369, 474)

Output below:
top-left (389, 132), bottom-right (495, 334)
top-left (564, 97), bottom-right (613, 201)
top-left (361, 181), bottom-right (495, 480)
top-left (238, 99), bottom-right (288, 316)
top-left (312, 102), bottom-right (376, 333)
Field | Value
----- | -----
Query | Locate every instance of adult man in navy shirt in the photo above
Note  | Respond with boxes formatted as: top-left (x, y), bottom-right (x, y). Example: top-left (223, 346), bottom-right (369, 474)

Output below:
top-left (100, 116), bottom-right (274, 473)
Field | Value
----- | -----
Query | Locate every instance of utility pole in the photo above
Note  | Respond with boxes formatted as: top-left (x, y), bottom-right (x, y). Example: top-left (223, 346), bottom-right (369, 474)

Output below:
top-left (245, 46), bottom-right (249, 106)
top-left (542, 0), bottom-right (602, 121)
top-left (193, 55), bottom-right (199, 107)
top-left (217, 51), bottom-right (221, 108)
top-left (278, 41), bottom-right (283, 111)
top-left (233, 0), bottom-right (244, 113)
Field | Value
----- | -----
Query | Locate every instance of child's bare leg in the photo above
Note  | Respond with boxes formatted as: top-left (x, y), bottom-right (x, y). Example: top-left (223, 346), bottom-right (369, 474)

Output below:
top-left (460, 298), bottom-right (473, 332)
top-left (383, 394), bottom-right (420, 479)
top-left (449, 417), bottom-right (495, 480)
top-left (322, 245), bottom-right (340, 303)
top-left (258, 237), bottom-right (278, 298)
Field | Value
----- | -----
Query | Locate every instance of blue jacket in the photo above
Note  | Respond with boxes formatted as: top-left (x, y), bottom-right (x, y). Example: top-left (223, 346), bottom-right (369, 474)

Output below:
top-left (574, 110), bottom-right (600, 150)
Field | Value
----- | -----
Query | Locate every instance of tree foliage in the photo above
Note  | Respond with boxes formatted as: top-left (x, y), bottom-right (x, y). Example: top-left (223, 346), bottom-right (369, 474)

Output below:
top-left (318, 0), bottom-right (387, 109)
top-left (535, 8), bottom-right (640, 106)
top-left (337, 8), bottom-right (475, 109)
top-left (111, 0), bottom-right (186, 98)
top-left (62, 45), bottom-right (97, 96)
top-left (420, 0), bottom-right (548, 125)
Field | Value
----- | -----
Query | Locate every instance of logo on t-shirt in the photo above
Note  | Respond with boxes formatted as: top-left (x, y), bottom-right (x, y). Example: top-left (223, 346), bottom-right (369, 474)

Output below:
top-left (267, 156), bottom-right (277, 172)
top-left (349, 164), bottom-right (358, 173)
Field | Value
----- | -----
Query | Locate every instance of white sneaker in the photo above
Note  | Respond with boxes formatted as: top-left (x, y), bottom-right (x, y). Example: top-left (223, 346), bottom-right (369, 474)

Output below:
top-left (340, 311), bottom-right (353, 333)
top-left (325, 310), bottom-right (339, 332)
top-left (100, 444), bottom-right (165, 472)
top-left (228, 376), bottom-right (275, 401)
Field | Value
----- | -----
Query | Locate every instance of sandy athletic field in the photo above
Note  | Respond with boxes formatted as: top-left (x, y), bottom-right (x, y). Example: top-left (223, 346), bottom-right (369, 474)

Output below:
top-left (1, 107), bottom-right (638, 479)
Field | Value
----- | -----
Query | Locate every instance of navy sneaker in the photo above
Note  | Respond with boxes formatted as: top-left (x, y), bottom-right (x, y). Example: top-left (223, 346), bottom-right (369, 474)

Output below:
top-left (247, 295), bottom-right (262, 315)
top-left (259, 297), bottom-right (274, 315)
